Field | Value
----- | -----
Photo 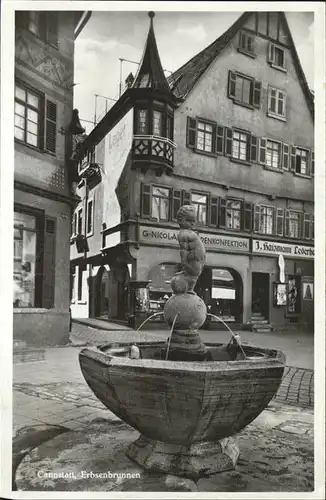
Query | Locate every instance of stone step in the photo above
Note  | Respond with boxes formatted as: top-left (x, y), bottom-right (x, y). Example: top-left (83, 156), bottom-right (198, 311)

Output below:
top-left (250, 319), bottom-right (269, 325)
top-left (251, 312), bottom-right (265, 317)
top-left (252, 325), bottom-right (273, 333)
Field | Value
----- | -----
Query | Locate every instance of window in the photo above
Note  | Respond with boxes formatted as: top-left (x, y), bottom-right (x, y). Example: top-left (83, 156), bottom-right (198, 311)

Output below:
top-left (226, 200), bottom-right (241, 230)
top-left (304, 213), bottom-right (314, 240)
top-left (78, 266), bottom-right (83, 301)
top-left (238, 31), bottom-right (255, 56)
top-left (153, 110), bottom-right (163, 136)
top-left (268, 44), bottom-right (286, 70)
top-left (15, 84), bottom-right (40, 147)
top-left (28, 11), bottom-right (41, 36)
top-left (255, 205), bottom-right (274, 234)
top-left (232, 131), bottom-right (249, 161)
top-left (87, 198), bottom-right (94, 235)
top-left (268, 87), bottom-right (286, 119)
top-left (228, 71), bottom-right (261, 108)
top-left (137, 109), bottom-right (149, 134)
top-left (292, 147), bottom-right (309, 176)
top-left (285, 210), bottom-right (303, 239)
top-left (72, 212), bottom-right (77, 237)
top-left (26, 12), bottom-right (58, 47)
top-left (197, 121), bottom-right (214, 152)
top-left (15, 82), bottom-right (57, 153)
top-left (151, 186), bottom-right (170, 220)
top-left (77, 208), bottom-right (83, 235)
top-left (266, 140), bottom-right (281, 169)
top-left (191, 193), bottom-right (207, 225)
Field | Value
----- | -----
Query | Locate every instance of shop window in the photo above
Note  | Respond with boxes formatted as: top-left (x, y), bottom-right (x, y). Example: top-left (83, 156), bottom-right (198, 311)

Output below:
top-left (285, 210), bottom-right (303, 239)
top-left (268, 43), bottom-right (286, 70)
top-left (13, 207), bottom-right (56, 309)
top-left (291, 147), bottom-right (310, 176)
top-left (191, 192), bottom-right (208, 225)
top-left (151, 186), bottom-right (170, 221)
top-left (254, 205), bottom-right (274, 235)
top-left (267, 87), bottom-right (286, 120)
top-left (15, 81), bottom-right (57, 153)
top-left (228, 71), bottom-right (261, 108)
top-left (238, 31), bottom-right (255, 56)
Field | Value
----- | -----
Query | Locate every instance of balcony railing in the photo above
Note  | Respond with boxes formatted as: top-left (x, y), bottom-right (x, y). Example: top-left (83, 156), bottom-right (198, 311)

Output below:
top-left (133, 135), bottom-right (176, 169)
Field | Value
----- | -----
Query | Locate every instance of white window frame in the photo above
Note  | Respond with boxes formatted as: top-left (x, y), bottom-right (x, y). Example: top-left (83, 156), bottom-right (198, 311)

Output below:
top-left (196, 121), bottom-right (214, 153)
top-left (294, 147), bottom-right (310, 176)
top-left (269, 43), bottom-right (286, 71)
top-left (288, 210), bottom-right (302, 239)
top-left (267, 86), bottom-right (286, 121)
top-left (226, 199), bottom-right (242, 230)
top-left (232, 130), bottom-right (249, 162)
top-left (191, 192), bottom-right (208, 225)
top-left (238, 31), bottom-right (256, 57)
top-left (266, 139), bottom-right (282, 169)
top-left (258, 205), bottom-right (274, 235)
top-left (151, 186), bottom-right (170, 221)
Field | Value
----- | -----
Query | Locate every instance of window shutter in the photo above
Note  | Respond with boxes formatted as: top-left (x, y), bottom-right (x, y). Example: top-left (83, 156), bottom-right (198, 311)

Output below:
top-left (268, 43), bottom-right (275, 63)
top-left (276, 208), bottom-right (284, 236)
top-left (141, 184), bottom-right (151, 217)
top-left (272, 207), bottom-right (277, 235)
top-left (246, 135), bottom-right (251, 161)
top-left (311, 214), bottom-right (314, 240)
top-left (311, 151), bottom-right (314, 177)
top-left (243, 202), bottom-right (253, 231)
top-left (254, 205), bottom-right (260, 232)
top-left (219, 198), bottom-right (226, 228)
top-left (225, 128), bottom-right (233, 156)
top-left (284, 209), bottom-right (290, 236)
top-left (172, 189), bottom-right (182, 220)
top-left (298, 212), bottom-right (303, 239)
top-left (228, 71), bottom-right (237, 99)
top-left (250, 136), bottom-right (258, 162)
top-left (303, 213), bottom-right (311, 239)
top-left (282, 143), bottom-right (289, 170)
top-left (253, 81), bottom-right (261, 108)
top-left (259, 138), bottom-right (267, 164)
top-left (290, 146), bottom-right (296, 171)
top-left (216, 126), bottom-right (225, 154)
top-left (209, 196), bottom-right (218, 227)
top-left (45, 99), bottom-right (57, 153)
top-left (46, 12), bottom-right (58, 47)
top-left (186, 117), bottom-right (196, 148)
top-left (42, 216), bottom-right (56, 308)
top-left (182, 191), bottom-right (191, 205)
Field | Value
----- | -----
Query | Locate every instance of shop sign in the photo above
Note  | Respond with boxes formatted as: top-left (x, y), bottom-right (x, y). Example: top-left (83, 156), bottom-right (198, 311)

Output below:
top-left (140, 226), bottom-right (249, 253)
top-left (252, 239), bottom-right (314, 259)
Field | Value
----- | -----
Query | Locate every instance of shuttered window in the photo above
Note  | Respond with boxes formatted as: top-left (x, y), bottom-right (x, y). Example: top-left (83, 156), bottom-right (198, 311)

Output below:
top-left (268, 86), bottom-right (286, 119)
top-left (243, 202), bottom-right (253, 231)
top-left (268, 43), bottom-right (286, 69)
top-left (228, 70), bottom-right (261, 108)
top-left (42, 216), bottom-right (56, 308)
top-left (186, 117), bottom-right (196, 148)
top-left (250, 136), bottom-right (258, 162)
top-left (216, 126), bottom-right (225, 154)
top-left (283, 143), bottom-right (290, 170)
top-left (285, 210), bottom-right (303, 239)
top-left (238, 31), bottom-right (255, 55)
top-left (304, 213), bottom-right (313, 240)
top-left (259, 138), bottom-right (267, 164)
top-left (254, 205), bottom-right (274, 234)
top-left (45, 100), bottom-right (57, 154)
top-left (276, 208), bottom-right (284, 236)
top-left (209, 196), bottom-right (219, 227)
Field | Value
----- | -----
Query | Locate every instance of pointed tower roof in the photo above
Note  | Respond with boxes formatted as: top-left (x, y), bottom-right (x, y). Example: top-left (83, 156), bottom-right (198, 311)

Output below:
top-left (132, 12), bottom-right (171, 93)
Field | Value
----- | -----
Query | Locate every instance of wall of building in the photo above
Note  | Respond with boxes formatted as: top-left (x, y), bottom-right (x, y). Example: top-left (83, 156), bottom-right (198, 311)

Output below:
top-left (173, 15), bottom-right (313, 201)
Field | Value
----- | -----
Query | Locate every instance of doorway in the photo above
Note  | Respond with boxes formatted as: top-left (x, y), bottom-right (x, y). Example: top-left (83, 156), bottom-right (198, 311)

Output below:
top-left (252, 272), bottom-right (270, 320)
top-left (95, 267), bottom-right (109, 318)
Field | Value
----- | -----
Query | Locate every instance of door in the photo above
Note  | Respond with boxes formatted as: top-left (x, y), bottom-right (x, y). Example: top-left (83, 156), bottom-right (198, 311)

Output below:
top-left (252, 272), bottom-right (270, 320)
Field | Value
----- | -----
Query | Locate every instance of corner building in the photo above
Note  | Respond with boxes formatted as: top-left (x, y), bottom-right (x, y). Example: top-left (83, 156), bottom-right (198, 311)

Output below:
top-left (71, 12), bottom-right (314, 332)
top-left (14, 11), bottom-right (90, 346)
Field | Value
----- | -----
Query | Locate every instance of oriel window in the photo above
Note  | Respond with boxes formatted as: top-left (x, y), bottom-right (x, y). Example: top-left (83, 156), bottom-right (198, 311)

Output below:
top-left (153, 110), bottom-right (163, 136)
top-left (137, 109), bottom-right (149, 134)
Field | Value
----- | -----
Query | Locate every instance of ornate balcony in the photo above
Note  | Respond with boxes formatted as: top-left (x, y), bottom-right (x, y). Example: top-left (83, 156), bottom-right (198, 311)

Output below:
top-left (132, 135), bottom-right (176, 174)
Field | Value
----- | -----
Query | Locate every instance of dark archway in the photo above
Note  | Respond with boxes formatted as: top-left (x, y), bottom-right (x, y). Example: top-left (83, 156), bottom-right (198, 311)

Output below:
top-left (195, 266), bottom-right (243, 323)
top-left (95, 266), bottom-right (109, 318)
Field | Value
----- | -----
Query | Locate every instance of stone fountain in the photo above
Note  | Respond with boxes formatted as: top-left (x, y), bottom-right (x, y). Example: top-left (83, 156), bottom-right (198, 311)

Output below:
top-left (79, 205), bottom-right (286, 481)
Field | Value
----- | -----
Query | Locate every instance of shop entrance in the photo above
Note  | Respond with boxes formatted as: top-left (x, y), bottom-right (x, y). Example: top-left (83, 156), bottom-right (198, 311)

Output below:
top-left (95, 267), bottom-right (109, 318)
top-left (195, 267), bottom-right (243, 323)
top-left (252, 272), bottom-right (270, 320)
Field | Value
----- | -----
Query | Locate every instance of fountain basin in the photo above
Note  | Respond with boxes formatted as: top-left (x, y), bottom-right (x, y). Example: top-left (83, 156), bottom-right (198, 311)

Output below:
top-left (79, 341), bottom-right (285, 445)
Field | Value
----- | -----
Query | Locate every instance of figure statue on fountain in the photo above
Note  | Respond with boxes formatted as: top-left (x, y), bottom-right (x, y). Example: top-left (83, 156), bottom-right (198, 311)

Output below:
top-left (171, 205), bottom-right (206, 294)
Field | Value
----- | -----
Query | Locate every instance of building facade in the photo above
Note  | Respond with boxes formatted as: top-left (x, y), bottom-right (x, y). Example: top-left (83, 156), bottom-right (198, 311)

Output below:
top-left (71, 11), bottom-right (314, 332)
top-left (14, 10), bottom-right (90, 346)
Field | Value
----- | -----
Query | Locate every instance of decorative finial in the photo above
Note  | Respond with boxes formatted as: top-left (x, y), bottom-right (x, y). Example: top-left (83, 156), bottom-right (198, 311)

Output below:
top-left (148, 11), bottom-right (155, 19)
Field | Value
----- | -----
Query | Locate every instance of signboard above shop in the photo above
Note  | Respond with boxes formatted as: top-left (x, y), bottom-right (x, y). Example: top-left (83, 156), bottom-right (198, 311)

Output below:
top-left (252, 239), bottom-right (314, 260)
top-left (140, 226), bottom-right (250, 253)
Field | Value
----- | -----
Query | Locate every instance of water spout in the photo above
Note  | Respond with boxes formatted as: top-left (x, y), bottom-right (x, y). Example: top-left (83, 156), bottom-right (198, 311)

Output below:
top-left (206, 313), bottom-right (247, 359)
top-left (136, 312), bottom-right (164, 332)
